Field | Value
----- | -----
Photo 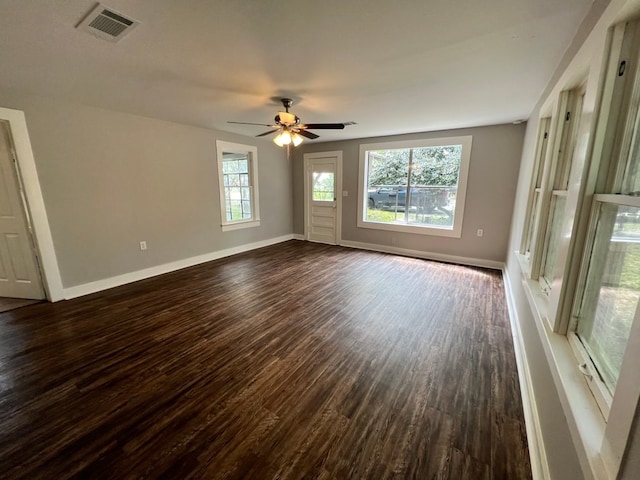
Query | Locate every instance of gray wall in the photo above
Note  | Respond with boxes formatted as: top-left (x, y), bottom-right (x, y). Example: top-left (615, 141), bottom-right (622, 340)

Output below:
top-left (0, 91), bottom-right (292, 289)
top-left (292, 124), bottom-right (525, 264)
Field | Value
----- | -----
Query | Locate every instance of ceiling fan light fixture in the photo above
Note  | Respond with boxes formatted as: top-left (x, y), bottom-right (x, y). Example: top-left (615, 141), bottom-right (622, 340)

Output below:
top-left (291, 132), bottom-right (304, 147)
top-left (229, 97), bottom-right (354, 145)
top-left (273, 130), bottom-right (292, 146)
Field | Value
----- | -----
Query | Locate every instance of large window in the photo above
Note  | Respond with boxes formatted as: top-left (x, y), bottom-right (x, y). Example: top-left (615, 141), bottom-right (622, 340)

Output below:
top-left (216, 141), bottom-right (260, 232)
top-left (357, 136), bottom-right (472, 237)
top-left (569, 23), bottom-right (640, 415)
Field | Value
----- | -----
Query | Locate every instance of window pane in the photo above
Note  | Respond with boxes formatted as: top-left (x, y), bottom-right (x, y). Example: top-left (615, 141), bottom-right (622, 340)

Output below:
top-left (242, 201), bottom-right (252, 218)
top-left (542, 195), bottom-right (567, 286)
top-left (410, 146), bottom-right (461, 187)
top-left (312, 172), bottom-right (335, 201)
top-left (524, 191), bottom-right (541, 255)
top-left (623, 109), bottom-right (640, 194)
top-left (217, 143), bottom-right (258, 227)
top-left (364, 146), bottom-right (462, 229)
top-left (577, 203), bottom-right (640, 393)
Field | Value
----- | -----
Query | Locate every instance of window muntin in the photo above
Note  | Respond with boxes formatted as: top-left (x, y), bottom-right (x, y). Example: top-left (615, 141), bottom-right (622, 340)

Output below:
top-left (358, 136), bottom-right (471, 238)
top-left (216, 141), bottom-right (260, 231)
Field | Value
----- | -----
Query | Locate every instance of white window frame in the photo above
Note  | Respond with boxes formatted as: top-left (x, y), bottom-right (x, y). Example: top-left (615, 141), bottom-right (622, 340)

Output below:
top-left (529, 89), bottom-right (584, 295)
top-left (520, 117), bottom-right (551, 261)
top-left (567, 20), bottom-right (640, 427)
top-left (215, 140), bottom-right (260, 232)
top-left (357, 136), bottom-right (472, 238)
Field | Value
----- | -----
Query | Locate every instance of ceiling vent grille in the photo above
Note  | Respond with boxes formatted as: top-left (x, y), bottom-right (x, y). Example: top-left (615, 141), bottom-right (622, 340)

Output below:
top-left (77, 4), bottom-right (139, 43)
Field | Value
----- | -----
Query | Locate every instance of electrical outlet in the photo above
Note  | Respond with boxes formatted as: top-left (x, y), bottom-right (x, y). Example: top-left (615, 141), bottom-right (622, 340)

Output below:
top-left (139, 241), bottom-right (147, 250)
top-left (476, 229), bottom-right (484, 237)
top-left (343, 190), bottom-right (348, 197)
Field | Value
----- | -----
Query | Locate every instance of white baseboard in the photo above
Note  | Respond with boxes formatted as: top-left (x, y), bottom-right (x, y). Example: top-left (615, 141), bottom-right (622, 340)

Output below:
top-left (339, 239), bottom-right (504, 270)
top-left (63, 234), bottom-right (295, 300)
top-left (293, 233), bottom-right (305, 241)
top-left (502, 266), bottom-right (550, 480)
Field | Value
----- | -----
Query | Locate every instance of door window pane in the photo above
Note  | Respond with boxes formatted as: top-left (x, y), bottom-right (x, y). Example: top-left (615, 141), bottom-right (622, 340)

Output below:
top-left (312, 172), bottom-right (334, 201)
top-left (577, 203), bottom-right (640, 393)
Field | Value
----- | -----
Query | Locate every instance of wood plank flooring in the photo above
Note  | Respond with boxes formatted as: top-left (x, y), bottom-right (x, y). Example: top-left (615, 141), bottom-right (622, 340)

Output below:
top-left (0, 240), bottom-right (531, 479)
top-left (0, 297), bottom-right (41, 313)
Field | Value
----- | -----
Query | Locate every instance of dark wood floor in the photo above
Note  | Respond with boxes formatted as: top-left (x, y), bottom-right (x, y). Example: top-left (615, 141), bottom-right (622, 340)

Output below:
top-left (0, 240), bottom-right (531, 479)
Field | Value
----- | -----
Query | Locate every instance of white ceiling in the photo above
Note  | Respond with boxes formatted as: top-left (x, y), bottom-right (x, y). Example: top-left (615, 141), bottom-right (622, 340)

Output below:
top-left (0, 0), bottom-right (594, 142)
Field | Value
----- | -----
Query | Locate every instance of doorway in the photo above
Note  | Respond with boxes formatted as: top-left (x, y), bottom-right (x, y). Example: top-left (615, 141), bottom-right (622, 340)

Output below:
top-left (303, 151), bottom-right (342, 245)
top-left (0, 107), bottom-right (63, 301)
top-left (0, 119), bottom-right (45, 299)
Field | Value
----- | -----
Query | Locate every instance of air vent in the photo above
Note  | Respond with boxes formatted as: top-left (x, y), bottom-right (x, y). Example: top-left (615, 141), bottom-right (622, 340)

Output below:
top-left (77, 3), bottom-right (139, 43)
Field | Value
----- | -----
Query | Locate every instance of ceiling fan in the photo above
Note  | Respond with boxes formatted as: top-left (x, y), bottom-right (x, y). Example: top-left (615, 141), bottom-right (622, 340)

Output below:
top-left (228, 98), bottom-right (356, 147)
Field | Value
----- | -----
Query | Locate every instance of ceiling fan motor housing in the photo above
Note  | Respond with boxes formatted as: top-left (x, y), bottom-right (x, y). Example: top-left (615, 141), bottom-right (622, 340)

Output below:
top-left (275, 111), bottom-right (298, 126)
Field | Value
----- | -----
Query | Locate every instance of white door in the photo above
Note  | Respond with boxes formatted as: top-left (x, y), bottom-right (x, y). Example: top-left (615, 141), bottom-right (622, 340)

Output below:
top-left (304, 151), bottom-right (342, 245)
top-left (0, 121), bottom-right (44, 299)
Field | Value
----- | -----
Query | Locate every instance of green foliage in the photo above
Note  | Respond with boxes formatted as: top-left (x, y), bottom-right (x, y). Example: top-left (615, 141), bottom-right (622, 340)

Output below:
top-left (367, 146), bottom-right (462, 187)
top-left (366, 208), bottom-right (452, 226)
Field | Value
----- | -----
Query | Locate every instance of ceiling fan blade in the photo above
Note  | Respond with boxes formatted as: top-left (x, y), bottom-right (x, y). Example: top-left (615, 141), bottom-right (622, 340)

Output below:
top-left (297, 129), bottom-right (320, 140)
top-left (300, 123), bottom-right (346, 130)
top-left (256, 129), bottom-right (279, 137)
top-left (228, 121), bottom-right (277, 127)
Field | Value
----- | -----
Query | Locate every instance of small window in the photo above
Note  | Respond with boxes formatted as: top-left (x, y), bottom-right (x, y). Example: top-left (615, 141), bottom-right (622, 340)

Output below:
top-left (521, 117), bottom-right (551, 257)
top-left (357, 136), bottom-right (472, 237)
top-left (216, 141), bottom-right (260, 232)
top-left (530, 88), bottom-right (584, 292)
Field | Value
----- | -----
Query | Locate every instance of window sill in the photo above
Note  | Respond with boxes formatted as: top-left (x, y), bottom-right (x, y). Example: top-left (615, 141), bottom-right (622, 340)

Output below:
top-left (221, 220), bottom-right (260, 232)
top-left (357, 219), bottom-right (461, 238)
top-left (517, 253), bottom-right (608, 479)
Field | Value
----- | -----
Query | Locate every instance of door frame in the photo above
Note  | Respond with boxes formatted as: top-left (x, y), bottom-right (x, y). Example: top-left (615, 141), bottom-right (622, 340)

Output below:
top-left (0, 107), bottom-right (63, 301)
top-left (303, 151), bottom-right (343, 245)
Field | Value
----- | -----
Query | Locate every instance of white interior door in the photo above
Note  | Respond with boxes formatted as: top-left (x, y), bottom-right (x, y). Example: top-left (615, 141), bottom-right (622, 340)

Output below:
top-left (304, 151), bottom-right (342, 245)
top-left (0, 121), bottom-right (44, 299)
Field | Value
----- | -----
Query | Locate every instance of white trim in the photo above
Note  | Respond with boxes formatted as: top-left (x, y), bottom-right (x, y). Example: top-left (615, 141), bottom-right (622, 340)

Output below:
top-left (293, 233), bottom-right (305, 241)
top-left (593, 193), bottom-right (640, 207)
top-left (63, 234), bottom-right (294, 299)
top-left (357, 135), bottom-right (472, 238)
top-left (215, 140), bottom-right (260, 229)
top-left (221, 219), bottom-right (260, 232)
top-left (520, 272), bottom-right (608, 480)
top-left (339, 239), bottom-right (503, 270)
top-left (502, 266), bottom-right (550, 480)
top-left (0, 107), bottom-right (64, 301)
